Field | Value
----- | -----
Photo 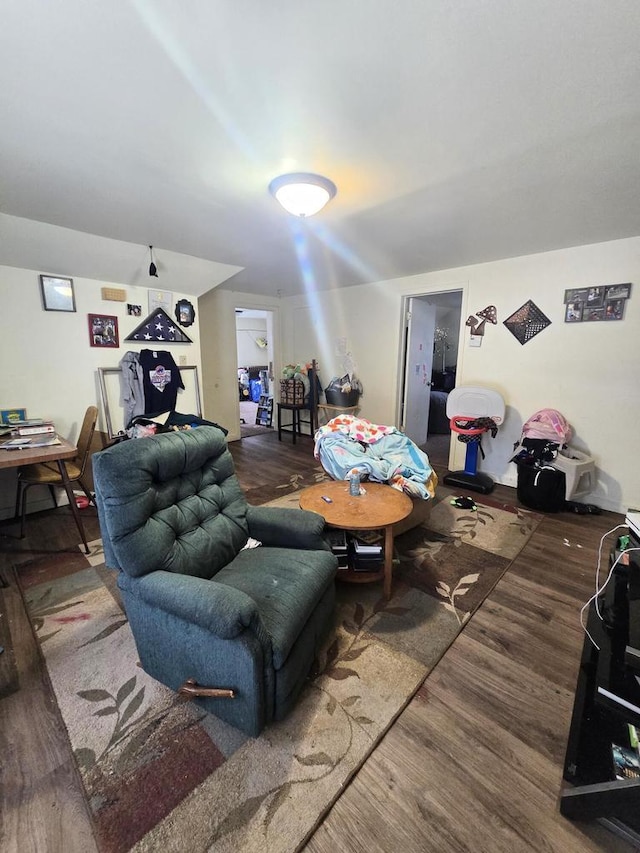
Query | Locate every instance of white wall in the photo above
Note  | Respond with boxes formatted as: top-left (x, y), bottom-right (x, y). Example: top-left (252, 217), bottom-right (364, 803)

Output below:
top-left (0, 264), bottom-right (203, 518)
top-left (281, 237), bottom-right (640, 514)
top-left (7, 235), bottom-right (637, 517)
top-left (236, 317), bottom-right (268, 368)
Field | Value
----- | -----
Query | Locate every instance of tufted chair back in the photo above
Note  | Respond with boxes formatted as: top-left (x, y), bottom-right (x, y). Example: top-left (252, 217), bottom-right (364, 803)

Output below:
top-left (93, 427), bottom-right (250, 579)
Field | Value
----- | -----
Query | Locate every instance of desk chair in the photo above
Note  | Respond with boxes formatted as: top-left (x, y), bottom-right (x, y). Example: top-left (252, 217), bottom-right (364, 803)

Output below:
top-left (15, 405), bottom-right (98, 537)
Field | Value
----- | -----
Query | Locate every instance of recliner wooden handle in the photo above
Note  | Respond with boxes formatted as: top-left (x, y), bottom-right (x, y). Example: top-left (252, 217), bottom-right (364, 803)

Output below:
top-left (178, 677), bottom-right (235, 699)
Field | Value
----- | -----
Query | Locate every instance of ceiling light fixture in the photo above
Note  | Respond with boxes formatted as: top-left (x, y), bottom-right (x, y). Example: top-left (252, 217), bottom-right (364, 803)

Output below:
top-left (268, 172), bottom-right (337, 217)
top-left (148, 245), bottom-right (158, 277)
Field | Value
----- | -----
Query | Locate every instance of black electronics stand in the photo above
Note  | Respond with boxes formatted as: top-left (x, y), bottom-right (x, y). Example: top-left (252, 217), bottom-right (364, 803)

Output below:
top-left (560, 538), bottom-right (640, 844)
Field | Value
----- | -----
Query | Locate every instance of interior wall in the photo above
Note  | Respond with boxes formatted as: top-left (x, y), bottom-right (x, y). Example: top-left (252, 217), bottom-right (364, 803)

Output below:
top-left (21, 233), bottom-right (631, 514)
top-left (0, 264), bottom-right (203, 519)
top-left (235, 317), bottom-right (268, 368)
top-left (282, 237), bottom-right (640, 514)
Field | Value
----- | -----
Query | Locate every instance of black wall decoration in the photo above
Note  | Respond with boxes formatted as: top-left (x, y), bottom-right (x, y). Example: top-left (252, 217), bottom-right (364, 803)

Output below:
top-left (503, 300), bottom-right (551, 345)
top-left (175, 299), bottom-right (195, 327)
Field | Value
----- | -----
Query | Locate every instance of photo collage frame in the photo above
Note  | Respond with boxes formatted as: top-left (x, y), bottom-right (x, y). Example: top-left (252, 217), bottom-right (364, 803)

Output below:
top-left (564, 282), bottom-right (632, 323)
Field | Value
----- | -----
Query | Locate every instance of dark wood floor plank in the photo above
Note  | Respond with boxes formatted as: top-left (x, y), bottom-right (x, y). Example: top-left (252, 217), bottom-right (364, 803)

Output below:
top-left (0, 566), bottom-right (98, 853)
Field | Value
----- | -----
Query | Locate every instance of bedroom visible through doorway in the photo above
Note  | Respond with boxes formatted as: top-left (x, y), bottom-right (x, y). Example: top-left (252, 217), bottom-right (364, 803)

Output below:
top-left (236, 308), bottom-right (275, 438)
top-left (398, 290), bottom-right (463, 468)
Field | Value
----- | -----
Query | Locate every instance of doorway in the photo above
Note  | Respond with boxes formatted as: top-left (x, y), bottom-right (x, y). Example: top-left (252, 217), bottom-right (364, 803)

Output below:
top-left (398, 290), bottom-right (464, 467)
top-left (235, 308), bottom-right (275, 438)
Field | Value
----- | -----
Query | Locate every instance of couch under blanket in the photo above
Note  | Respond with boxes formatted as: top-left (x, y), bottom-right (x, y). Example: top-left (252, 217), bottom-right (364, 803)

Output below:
top-left (314, 416), bottom-right (438, 501)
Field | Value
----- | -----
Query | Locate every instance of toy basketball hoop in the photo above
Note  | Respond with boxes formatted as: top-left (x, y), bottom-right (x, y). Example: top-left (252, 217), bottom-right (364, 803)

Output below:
top-left (444, 386), bottom-right (506, 494)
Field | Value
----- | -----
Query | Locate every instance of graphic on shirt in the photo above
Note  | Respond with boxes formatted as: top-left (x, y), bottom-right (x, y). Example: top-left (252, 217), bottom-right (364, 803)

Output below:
top-left (149, 366), bottom-right (171, 392)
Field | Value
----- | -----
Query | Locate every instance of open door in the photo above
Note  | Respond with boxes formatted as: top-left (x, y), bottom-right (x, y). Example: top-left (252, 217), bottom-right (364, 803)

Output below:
top-left (400, 297), bottom-right (436, 446)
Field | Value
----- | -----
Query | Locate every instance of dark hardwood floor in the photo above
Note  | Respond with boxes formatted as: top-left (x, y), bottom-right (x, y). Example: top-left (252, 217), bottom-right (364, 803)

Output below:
top-left (0, 430), bottom-right (635, 852)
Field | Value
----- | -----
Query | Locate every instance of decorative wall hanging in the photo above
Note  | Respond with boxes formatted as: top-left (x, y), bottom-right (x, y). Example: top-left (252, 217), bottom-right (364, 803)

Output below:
top-left (563, 282), bottom-right (631, 323)
top-left (503, 300), bottom-right (551, 345)
top-left (125, 308), bottom-right (193, 343)
top-left (175, 299), bottom-right (195, 327)
top-left (101, 287), bottom-right (126, 302)
top-left (89, 314), bottom-right (119, 348)
top-left (127, 304), bottom-right (142, 316)
top-left (465, 305), bottom-right (498, 336)
top-left (474, 305), bottom-right (498, 336)
top-left (40, 275), bottom-right (76, 312)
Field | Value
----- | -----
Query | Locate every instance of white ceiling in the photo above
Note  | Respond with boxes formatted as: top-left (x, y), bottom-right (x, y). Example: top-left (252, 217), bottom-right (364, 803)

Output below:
top-left (1, 1), bottom-right (640, 298)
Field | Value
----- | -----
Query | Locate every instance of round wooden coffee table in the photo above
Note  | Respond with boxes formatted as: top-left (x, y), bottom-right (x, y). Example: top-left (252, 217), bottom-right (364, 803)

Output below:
top-left (299, 481), bottom-right (412, 598)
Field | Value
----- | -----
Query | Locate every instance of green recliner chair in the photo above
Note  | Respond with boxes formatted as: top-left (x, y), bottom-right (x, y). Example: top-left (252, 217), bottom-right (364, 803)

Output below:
top-left (92, 426), bottom-right (337, 736)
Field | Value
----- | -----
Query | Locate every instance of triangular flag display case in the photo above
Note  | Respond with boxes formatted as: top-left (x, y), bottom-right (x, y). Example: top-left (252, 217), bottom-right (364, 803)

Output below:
top-left (125, 308), bottom-right (193, 343)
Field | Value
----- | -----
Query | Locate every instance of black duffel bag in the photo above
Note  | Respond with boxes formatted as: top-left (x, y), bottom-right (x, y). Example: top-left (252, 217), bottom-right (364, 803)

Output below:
top-left (517, 463), bottom-right (566, 512)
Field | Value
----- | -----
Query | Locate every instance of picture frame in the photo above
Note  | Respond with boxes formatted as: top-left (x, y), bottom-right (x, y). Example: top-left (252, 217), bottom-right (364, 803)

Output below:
top-left (175, 298), bottom-right (196, 327)
top-left (88, 314), bottom-right (119, 348)
top-left (565, 302), bottom-right (583, 323)
top-left (605, 299), bottom-right (625, 321)
top-left (40, 275), bottom-right (76, 312)
top-left (563, 287), bottom-right (588, 305)
top-left (1, 407), bottom-right (27, 425)
top-left (585, 286), bottom-right (605, 308)
top-left (127, 303), bottom-right (142, 317)
top-left (605, 282), bottom-right (632, 301)
top-left (148, 289), bottom-right (173, 314)
top-left (585, 307), bottom-right (605, 322)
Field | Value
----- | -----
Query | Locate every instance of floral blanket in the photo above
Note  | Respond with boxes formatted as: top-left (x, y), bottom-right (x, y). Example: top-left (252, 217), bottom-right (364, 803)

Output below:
top-left (314, 416), bottom-right (437, 499)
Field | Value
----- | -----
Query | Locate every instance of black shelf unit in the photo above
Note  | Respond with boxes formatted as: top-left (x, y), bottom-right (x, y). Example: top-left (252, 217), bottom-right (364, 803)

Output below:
top-left (255, 394), bottom-right (273, 427)
top-left (560, 549), bottom-right (640, 843)
top-left (326, 529), bottom-right (383, 574)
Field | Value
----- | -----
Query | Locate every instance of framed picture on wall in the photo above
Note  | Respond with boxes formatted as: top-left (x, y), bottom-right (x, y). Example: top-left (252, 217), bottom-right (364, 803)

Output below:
top-left (148, 289), bottom-right (173, 314)
top-left (88, 314), bottom-right (119, 347)
top-left (563, 287), bottom-right (588, 305)
top-left (605, 283), bottom-right (632, 301)
top-left (586, 286), bottom-right (605, 308)
top-left (605, 299), bottom-right (625, 321)
top-left (40, 275), bottom-right (76, 312)
top-left (564, 302), bottom-right (583, 322)
top-left (175, 298), bottom-right (195, 327)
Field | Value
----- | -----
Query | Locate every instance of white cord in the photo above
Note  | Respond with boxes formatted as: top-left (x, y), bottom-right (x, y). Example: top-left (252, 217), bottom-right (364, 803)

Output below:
top-left (580, 532), bottom-right (640, 650)
top-left (594, 524), bottom-right (627, 620)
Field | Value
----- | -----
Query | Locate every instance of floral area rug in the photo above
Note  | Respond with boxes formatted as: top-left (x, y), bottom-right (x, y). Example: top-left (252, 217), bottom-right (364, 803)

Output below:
top-left (17, 483), bottom-right (541, 853)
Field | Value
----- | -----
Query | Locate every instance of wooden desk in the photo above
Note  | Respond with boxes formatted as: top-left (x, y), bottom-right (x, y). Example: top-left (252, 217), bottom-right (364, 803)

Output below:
top-left (0, 437), bottom-right (90, 554)
top-left (299, 481), bottom-right (412, 598)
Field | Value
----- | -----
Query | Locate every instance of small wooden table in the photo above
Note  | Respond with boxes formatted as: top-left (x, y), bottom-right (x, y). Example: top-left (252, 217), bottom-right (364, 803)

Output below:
top-left (0, 436), bottom-right (90, 554)
top-left (299, 480), bottom-right (412, 598)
